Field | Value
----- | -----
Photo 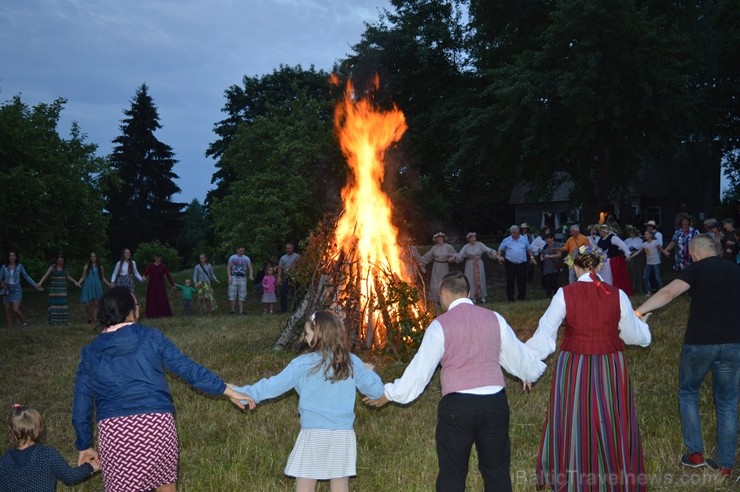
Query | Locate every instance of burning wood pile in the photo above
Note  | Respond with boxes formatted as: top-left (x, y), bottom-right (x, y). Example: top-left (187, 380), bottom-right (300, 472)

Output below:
top-left (274, 77), bottom-right (434, 355)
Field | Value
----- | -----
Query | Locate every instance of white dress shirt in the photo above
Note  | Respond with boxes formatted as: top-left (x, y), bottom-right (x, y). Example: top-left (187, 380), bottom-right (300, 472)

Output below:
top-left (384, 298), bottom-right (547, 404)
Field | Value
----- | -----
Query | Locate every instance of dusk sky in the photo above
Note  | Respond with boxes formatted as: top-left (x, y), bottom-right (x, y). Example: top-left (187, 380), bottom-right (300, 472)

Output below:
top-left (1, 0), bottom-right (392, 203)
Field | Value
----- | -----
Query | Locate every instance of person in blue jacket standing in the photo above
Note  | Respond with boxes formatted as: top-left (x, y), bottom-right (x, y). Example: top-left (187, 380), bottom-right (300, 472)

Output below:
top-left (72, 286), bottom-right (254, 492)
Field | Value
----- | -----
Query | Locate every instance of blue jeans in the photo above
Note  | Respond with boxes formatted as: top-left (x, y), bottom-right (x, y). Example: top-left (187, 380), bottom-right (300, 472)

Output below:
top-left (642, 264), bottom-right (663, 292)
top-left (679, 343), bottom-right (740, 468)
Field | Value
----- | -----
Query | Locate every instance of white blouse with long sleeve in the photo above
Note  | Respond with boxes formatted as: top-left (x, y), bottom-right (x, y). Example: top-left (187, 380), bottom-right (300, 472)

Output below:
top-left (525, 273), bottom-right (651, 361)
top-left (383, 298), bottom-right (547, 404)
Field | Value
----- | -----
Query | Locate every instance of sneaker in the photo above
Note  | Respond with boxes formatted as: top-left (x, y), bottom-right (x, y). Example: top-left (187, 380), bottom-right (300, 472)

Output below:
top-left (229, 311), bottom-right (236, 315)
top-left (706, 459), bottom-right (732, 478)
top-left (680, 452), bottom-right (706, 468)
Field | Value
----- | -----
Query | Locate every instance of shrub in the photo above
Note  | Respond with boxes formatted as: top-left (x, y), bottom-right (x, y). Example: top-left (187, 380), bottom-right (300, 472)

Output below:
top-left (134, 240), bottom-right (181, 272)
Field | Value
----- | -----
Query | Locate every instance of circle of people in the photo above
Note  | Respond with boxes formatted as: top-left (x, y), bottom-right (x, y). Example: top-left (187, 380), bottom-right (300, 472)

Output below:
top-left (1, 215), bottom-right (739, 491)
top-left (0, 242), bottom-right (302, 330)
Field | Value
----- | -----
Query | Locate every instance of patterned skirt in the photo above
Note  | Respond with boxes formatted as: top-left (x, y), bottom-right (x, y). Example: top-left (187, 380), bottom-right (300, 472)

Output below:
top-left (537, 351), bottom-right (645, 491)
top-left (115, 275), bottom-right (135, 293)
top-left (98, 412), bottom-right (179, 492)
top-left (48, 271), bottom-right (69, 325)
top-left (285, 429), bottom-right (356, 480)
top-left (197, 281), bottom-right (217, 312)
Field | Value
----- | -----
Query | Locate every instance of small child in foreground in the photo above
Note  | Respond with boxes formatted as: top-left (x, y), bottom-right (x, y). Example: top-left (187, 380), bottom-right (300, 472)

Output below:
top-left (233, 310), bottom-right (383, 491)
top-left (0, 404), bottom-right (99, 491)
top-left (174, 279), bottom-right (198, 316)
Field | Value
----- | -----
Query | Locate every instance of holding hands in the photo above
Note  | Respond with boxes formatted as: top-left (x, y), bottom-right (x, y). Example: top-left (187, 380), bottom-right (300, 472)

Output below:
top-left (363, 393), bottom-right (390, 408)
top-left (225, 385), bottom-right (256, 410)
top-left (77, 448), bottom-right (101, 472)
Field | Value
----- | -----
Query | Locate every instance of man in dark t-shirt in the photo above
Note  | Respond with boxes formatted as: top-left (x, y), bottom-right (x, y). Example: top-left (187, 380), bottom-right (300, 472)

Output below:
top-left (635, 234), bottom-right (740, 478)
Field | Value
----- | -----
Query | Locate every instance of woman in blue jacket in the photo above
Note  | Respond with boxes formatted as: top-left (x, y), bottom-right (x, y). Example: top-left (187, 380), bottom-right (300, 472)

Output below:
top-left (72, 286), bottom-right (254, 492)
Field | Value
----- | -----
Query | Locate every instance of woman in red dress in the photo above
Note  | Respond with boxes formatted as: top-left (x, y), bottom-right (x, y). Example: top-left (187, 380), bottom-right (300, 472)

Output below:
top-left (142, 254), bottom-right (175, 318)
top-left (526, 247), bottom-right (651, 491)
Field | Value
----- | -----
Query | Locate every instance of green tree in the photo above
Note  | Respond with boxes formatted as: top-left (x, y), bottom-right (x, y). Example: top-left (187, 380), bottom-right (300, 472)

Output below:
top-left (107, 84), bottom-right (184, 257)
top-left (176, 199), bottom-right (213, 266)
top-left (475, 0), bottom-right (693, 224)
top-left (206, 65), bottom-right (333, 205)
top-left (0, 95), bottom-right (109, 269)
top-left (210, 92), bottom-right (343, 261)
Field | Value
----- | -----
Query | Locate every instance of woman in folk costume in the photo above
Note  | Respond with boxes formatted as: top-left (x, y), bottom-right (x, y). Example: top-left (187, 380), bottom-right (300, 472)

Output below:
top-left (452, 232), bottom-right (496, 304)
top-left (525, 246), bottom-right (651, 491)
top-left (596, 224), bottom-right (633, 295)
top-left (419, 232), bottom-right (456, 304)
top-left (623, 225), bottom-right (645, 294)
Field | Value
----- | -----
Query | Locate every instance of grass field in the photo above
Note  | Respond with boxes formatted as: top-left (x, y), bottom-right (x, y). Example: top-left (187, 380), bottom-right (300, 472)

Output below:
top-left (0, 264), bottom-right (735, 490)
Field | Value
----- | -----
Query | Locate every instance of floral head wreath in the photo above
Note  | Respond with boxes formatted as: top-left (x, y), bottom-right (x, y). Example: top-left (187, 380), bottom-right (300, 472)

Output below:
top-left (564, 245), bottom-right (608, 270)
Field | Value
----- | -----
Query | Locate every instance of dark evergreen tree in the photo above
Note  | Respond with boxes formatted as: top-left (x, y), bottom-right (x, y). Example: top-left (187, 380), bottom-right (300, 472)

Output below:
top-left (106, 83), bottom-right (184, 257)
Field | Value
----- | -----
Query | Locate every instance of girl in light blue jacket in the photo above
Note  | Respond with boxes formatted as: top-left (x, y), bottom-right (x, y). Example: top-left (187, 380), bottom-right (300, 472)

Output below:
top-left (234, 310), bottom-right (383, 491)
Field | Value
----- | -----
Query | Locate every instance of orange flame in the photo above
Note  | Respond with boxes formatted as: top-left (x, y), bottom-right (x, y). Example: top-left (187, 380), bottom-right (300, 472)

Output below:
top-left (333, 76), bottom-right (411, 347)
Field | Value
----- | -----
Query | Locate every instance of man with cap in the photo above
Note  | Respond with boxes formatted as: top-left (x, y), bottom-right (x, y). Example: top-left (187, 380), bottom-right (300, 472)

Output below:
top-left (643, 220), bottom-right (663, 246)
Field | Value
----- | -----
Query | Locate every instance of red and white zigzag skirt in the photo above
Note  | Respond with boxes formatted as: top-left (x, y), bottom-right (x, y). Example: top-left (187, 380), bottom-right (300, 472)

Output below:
top-left (98, 412), bottom-right (179, 492)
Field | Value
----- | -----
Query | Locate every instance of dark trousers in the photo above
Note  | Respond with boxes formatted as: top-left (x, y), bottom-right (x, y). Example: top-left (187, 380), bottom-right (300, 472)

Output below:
top-left (543, 272), bottom-right (560, 298)
top-left (280, 278), bottom-right (295, 312)
top-left (183, 299), bottom-right (192, 316)
top-left (504, 260), bottom-right (527, 301)
top-left (435, 391), bottom-right (512, 492)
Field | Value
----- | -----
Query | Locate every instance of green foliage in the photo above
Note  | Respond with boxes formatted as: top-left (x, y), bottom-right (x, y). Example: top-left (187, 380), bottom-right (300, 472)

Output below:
top-left (0, 95), bottom-right (109, 266)
top-left (209, 72), bottom-right (345, 262)
top-left (206, 65), bottom-right (337, 205)
top-left (176, 199), bottom-right (214, 266)
top-left (479, 0), bottom-right (694, 223)
top-left (135, 240), bottom-right (181, 272)
top-left (106, 84), bottom-right (184, 258)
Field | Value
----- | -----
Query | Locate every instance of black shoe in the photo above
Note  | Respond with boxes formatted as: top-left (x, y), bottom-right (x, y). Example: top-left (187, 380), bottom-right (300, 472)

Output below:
top-left (229, 311), bottom-right (236, 315)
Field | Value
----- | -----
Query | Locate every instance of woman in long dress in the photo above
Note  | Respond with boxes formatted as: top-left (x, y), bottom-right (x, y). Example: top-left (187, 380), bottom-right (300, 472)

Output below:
top-left (596, 224), bottom-right (633, 295)
top-left (419, 232), bottom-right (456, 304)
top-left (78, 252), bottom-right (112, 324)
top-left (142, 254), bottom-right (176, 318)
top-left (525, 247), bottom-right (651, 491)
top-left (38, 255), bottom-right (79, 325)
top-left (453, 232), bottom-right (496, 303)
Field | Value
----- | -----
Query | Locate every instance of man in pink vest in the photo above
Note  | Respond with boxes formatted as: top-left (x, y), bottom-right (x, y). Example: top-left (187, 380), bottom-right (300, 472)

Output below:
top-left (364, 271), bottom-right (546, 491)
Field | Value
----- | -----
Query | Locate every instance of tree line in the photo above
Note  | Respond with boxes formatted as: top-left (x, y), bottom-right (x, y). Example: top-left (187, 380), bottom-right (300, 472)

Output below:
top-left (1, 0), bottom-right (738, 270)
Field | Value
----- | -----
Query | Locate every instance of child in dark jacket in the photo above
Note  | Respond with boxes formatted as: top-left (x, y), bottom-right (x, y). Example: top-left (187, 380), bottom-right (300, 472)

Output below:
top-left (0, 404), bottom-right (99, 491)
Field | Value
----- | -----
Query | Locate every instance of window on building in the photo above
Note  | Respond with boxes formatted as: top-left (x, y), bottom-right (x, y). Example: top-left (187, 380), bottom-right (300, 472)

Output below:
top-left (644, 206), bottom-right (661, 226)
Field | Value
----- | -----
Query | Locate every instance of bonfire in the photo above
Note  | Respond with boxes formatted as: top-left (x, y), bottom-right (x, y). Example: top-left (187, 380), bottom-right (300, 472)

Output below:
top-left (275, 77), bottom-right (433, 355)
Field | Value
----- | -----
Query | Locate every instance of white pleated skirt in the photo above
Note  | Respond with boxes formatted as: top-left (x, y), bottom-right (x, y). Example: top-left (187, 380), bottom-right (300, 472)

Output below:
top-left (284, 429), bottom-right (356, 479)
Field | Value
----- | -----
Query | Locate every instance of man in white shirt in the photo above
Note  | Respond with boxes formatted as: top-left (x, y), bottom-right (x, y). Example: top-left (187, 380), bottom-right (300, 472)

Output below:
top-left (364, 272), bottom-right (545, 491)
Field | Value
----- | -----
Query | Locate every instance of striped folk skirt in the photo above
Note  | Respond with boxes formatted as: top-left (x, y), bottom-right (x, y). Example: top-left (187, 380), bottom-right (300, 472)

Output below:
top-left (98, 412), bottom-right (179, 492)
top-left (47, 271), bottom-right (69, 325)
top-left (537, 351), bottom-right (645, 491)
top-left (285, 429), bottom-right (356, 480)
